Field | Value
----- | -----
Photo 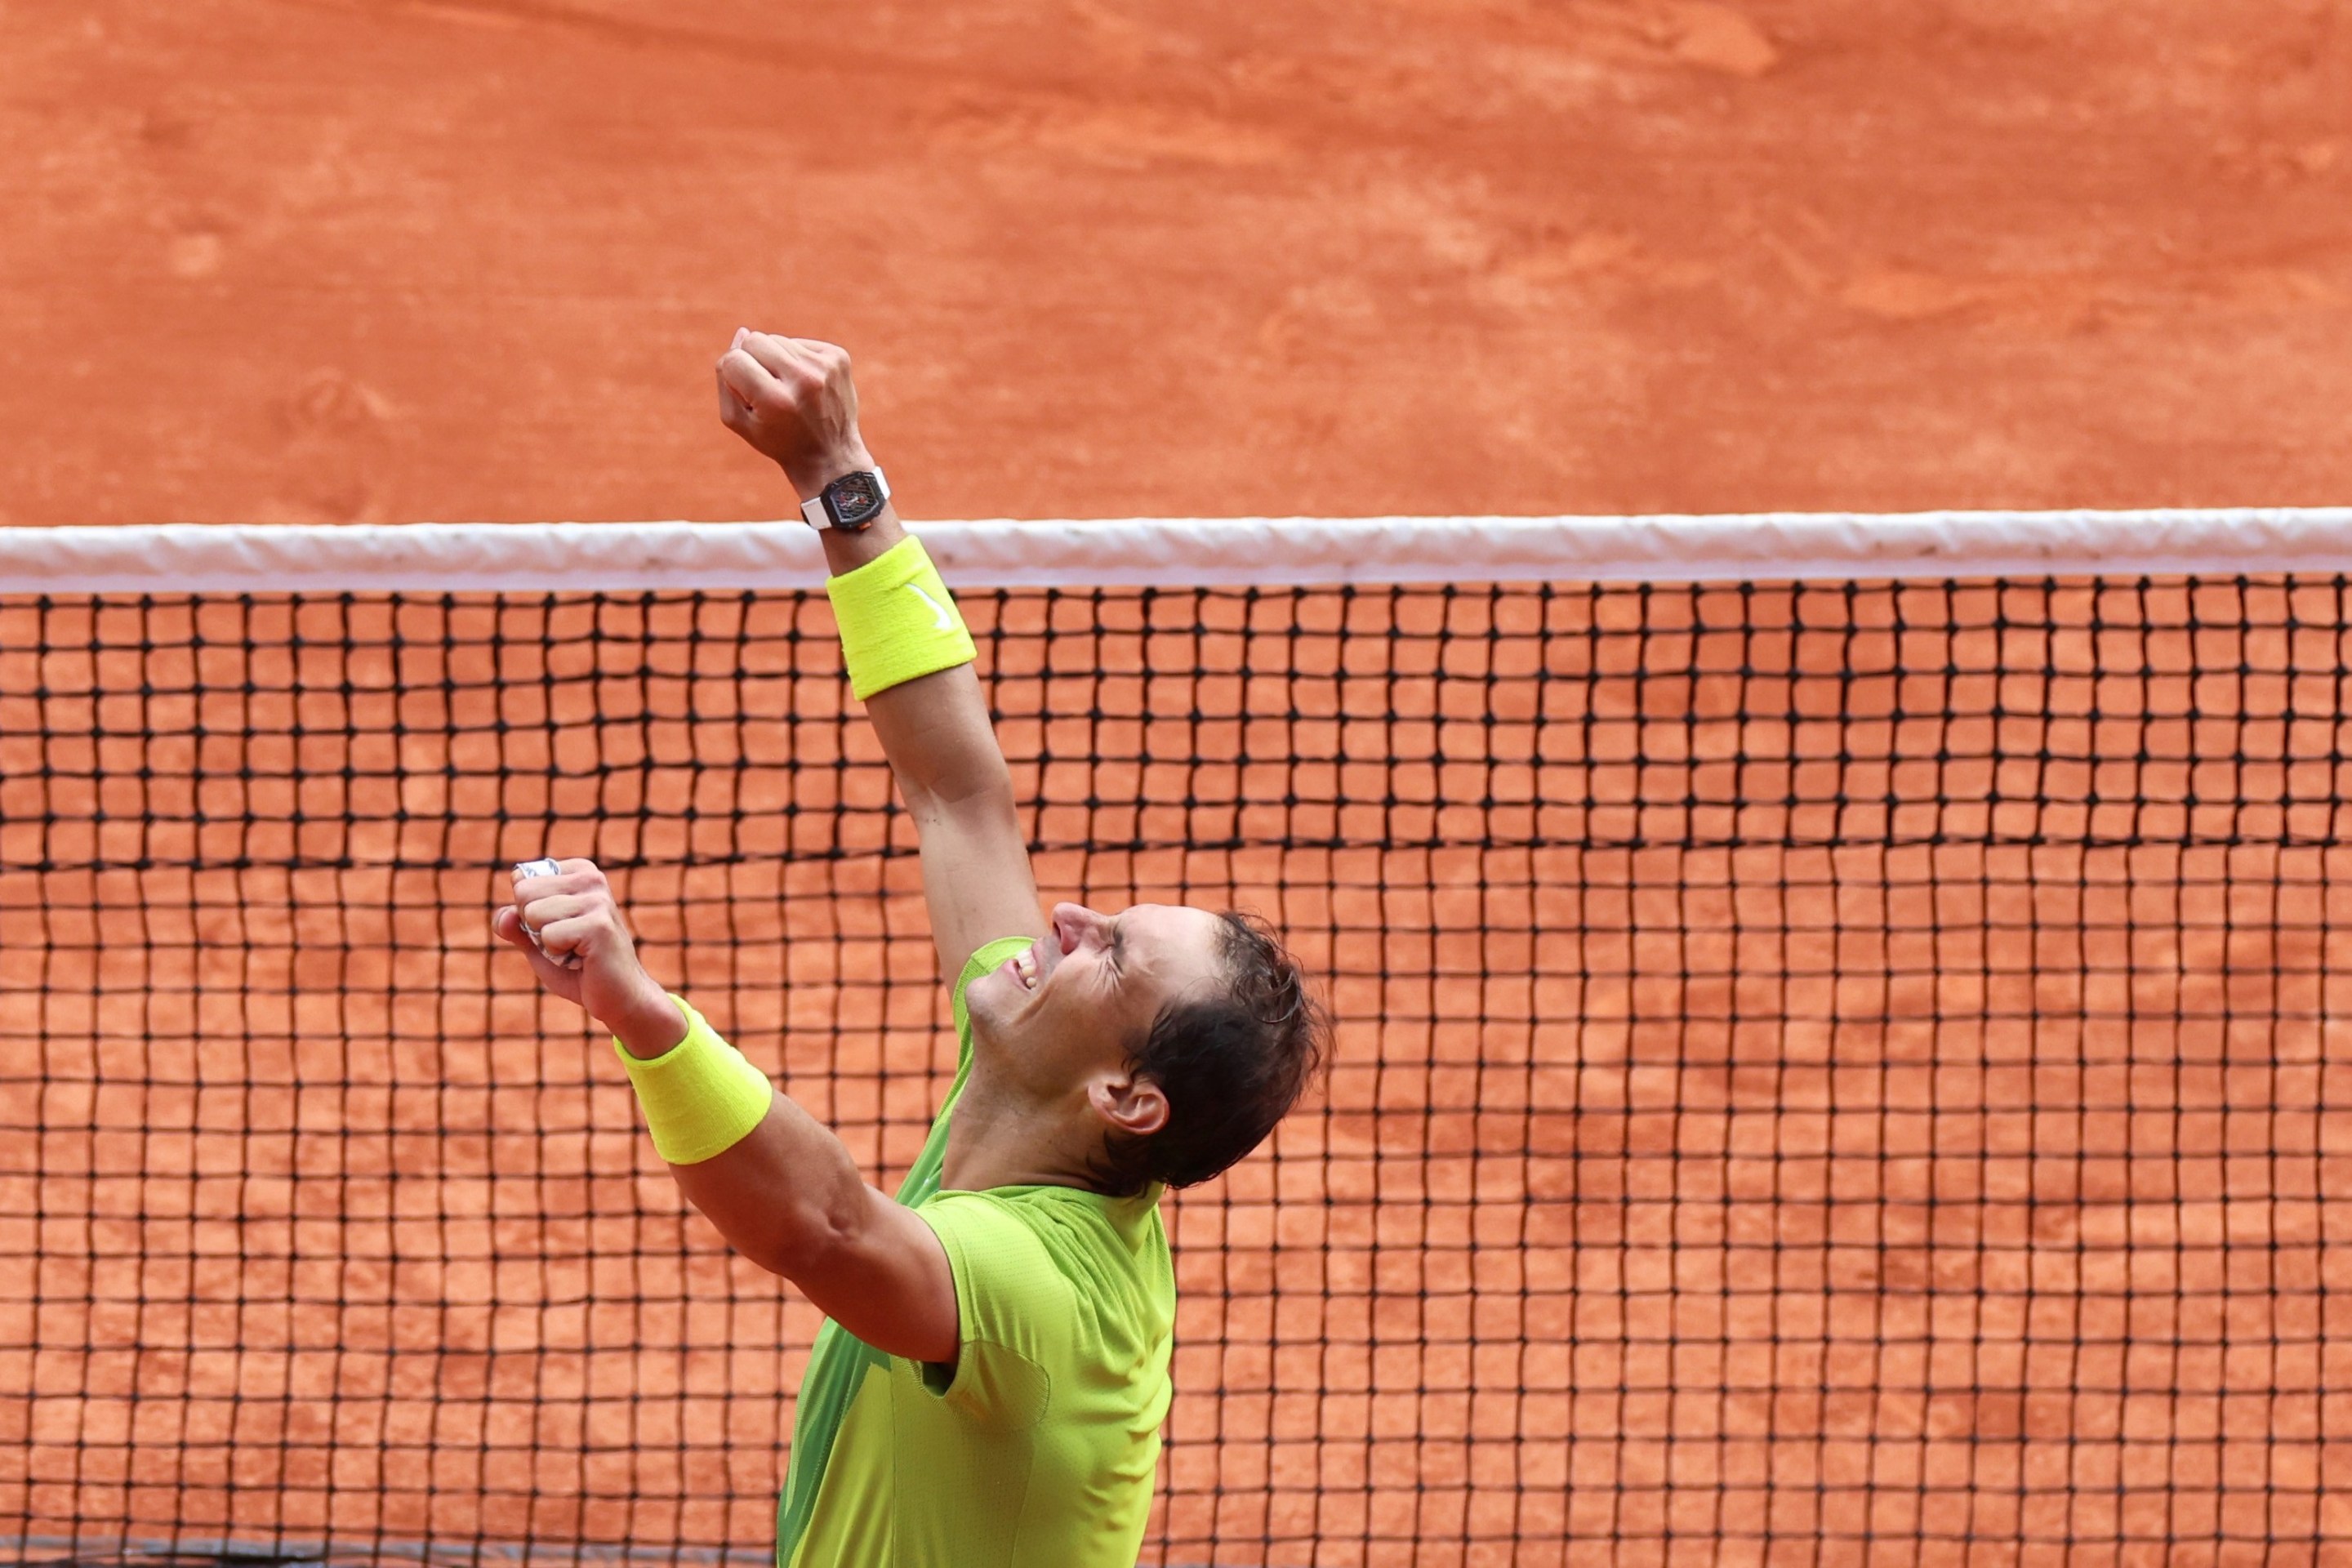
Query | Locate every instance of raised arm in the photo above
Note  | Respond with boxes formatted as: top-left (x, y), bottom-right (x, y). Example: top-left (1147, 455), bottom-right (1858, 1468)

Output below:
top-left (716, 330), bottom-right (1045, 980)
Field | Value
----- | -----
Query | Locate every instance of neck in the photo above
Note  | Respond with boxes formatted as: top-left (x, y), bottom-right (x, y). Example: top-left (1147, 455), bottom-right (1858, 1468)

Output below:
top-left (938, 1068), bottom-right (1106, 1193)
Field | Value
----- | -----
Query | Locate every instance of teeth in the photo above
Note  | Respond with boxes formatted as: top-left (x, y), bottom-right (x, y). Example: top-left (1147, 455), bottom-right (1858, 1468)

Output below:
top-left (1012, 945), bottom-right (1041, 990)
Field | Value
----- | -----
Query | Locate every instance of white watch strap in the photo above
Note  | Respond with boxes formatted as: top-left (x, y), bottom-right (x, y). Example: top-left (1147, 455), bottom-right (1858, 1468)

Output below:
top-left (800, 467), bottom-right (890, 529)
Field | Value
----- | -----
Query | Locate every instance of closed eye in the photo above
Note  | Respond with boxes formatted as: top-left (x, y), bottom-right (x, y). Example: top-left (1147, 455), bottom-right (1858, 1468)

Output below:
top-left (1109, 918), bottom-right (1126, 979)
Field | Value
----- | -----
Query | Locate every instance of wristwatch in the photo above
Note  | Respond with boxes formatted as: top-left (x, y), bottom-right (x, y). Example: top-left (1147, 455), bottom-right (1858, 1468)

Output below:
top-left (800, 467), bottom-right (891, 532)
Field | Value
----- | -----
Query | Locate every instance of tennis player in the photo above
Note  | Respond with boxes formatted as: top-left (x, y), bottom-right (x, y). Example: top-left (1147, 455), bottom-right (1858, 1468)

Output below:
top-left (493, 331), bottom-right (1329, 1568)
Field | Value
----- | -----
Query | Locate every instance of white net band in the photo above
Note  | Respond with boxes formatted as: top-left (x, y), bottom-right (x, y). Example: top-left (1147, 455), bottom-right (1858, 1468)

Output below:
top-left (4, 509), bottom-right (2350, 592)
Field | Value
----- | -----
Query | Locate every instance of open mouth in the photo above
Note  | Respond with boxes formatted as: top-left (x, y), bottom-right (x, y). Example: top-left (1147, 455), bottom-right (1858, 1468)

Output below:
top-left (1008, 940), bottom-right (1045, 991)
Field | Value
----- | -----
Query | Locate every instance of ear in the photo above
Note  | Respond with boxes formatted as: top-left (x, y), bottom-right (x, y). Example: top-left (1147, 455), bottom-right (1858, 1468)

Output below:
top-left (1087, 1071), bottom-right (1169, 1138)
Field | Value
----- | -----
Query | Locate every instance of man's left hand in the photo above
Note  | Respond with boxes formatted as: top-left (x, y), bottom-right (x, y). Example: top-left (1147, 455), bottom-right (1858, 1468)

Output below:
top-left (715, 329), bottom-right (873, 501)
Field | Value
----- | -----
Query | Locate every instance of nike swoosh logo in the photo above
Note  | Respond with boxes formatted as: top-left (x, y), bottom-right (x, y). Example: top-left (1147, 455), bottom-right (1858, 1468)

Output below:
top-left (907, 581), bottom-right (956, 631)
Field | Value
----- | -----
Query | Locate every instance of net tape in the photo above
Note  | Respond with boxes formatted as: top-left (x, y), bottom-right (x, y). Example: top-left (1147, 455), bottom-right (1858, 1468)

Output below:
top-left (8, 507), bottom-right (2352, 590)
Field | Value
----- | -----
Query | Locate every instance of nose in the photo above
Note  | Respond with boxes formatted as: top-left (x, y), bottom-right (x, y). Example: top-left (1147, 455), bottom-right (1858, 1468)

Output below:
top-left (1049, 902), bottom-right (1107, 955)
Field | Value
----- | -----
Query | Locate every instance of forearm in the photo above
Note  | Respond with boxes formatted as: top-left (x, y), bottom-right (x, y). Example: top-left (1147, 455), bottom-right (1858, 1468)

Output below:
top-left (867, 671), bottom-right (1017, 814)
top-left (816, 503), bottom-right (1013, 811)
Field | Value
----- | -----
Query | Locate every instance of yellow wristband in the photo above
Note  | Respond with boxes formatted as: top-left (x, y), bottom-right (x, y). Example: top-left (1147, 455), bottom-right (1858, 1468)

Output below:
top-left (613, 996), bottom-right (775, 1165)
top-left (825, 535), bottom-right (977, 701)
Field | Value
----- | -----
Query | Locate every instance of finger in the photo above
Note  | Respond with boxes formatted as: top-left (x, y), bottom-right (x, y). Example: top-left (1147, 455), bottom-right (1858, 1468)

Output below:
top-left (494, 906), bottom-right (582, 982)
top-left (717, 347), bottom-right (783, 409)
top-left (732, 326), bottom-right (750, 350)
top-left (737, 332), bottom-right (821, 384)
top-left (716, 363), bottom-right (752, 426)
top-left (497, 902), bottom-right (562, 956)
top-left (540, 863), bottom-right (608, 969)
top-left (519, 893), bottom-right (604, 942)
top-left (535, 913), bottom-right (602, 969)
top-left (511, 866), bottom-right (590, 900)
top-left (789, 336), bottom-right (847, 368)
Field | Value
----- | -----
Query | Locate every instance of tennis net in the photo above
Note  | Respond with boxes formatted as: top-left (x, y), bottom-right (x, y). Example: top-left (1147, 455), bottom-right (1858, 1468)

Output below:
top-left (6, 510), bottom-right (2351, 1566)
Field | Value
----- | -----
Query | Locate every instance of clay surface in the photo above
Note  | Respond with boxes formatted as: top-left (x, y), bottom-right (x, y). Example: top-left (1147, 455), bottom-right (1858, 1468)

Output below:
top-left (6, 0), bottom-right (2350, 526)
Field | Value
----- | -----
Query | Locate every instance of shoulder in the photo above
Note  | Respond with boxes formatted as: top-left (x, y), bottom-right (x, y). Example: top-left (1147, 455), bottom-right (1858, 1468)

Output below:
top-left (919, 1189), bottom-right (1060, 1263)
top-left (920, 1188), bottom-right (1167, 1307)
top-left (916, 1192), bottom-right (1070, 1338)
top-left (929, 1188), bottom-right (1173, 1353)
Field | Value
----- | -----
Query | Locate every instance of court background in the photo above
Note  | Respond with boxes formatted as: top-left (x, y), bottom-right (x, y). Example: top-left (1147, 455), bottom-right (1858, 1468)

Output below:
top-left (9, 4), bottom-right (2352, 1566)
top-left (7, 0), bottom-right (2352, 528)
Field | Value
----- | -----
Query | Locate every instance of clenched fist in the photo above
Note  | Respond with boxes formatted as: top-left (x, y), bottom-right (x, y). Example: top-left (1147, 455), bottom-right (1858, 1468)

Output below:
top-left (497, 858), bottom-right (687, 1058)
top-left (716, 329), bottom-right (873, 501)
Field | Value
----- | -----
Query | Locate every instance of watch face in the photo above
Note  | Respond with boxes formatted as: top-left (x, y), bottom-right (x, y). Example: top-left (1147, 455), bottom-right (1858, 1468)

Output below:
top-left (828, 472), bottom-right (884, 526)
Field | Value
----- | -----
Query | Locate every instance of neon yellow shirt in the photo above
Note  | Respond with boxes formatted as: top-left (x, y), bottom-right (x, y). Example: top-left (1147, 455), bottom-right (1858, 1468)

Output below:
top-left (776, 937), bottom-right (1175, 1568)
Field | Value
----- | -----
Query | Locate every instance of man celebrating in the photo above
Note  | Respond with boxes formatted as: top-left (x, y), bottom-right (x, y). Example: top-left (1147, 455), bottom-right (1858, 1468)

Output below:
top-left (493, 332), bottom-right (1329, 1568)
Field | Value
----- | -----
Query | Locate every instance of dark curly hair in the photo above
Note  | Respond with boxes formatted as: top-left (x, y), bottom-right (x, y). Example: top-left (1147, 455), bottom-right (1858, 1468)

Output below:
top-left (1089, 911), bottom-right (1331, 1196)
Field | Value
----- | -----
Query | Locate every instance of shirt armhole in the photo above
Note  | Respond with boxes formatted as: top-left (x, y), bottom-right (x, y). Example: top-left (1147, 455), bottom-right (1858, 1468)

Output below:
top-left (912, 1195), bottom-right (1056, 1429)
top-left (915, 1197), bottom-right (987, 1405)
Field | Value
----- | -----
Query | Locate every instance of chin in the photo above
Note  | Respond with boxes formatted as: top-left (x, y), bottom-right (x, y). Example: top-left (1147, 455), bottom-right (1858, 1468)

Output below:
top-left (963, 969), bottom-right (1017, 1036)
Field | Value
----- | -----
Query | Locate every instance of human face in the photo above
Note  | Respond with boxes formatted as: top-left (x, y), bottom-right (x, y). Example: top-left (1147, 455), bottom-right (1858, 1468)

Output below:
top-left (962, 902), bottom-right (1229, 1090)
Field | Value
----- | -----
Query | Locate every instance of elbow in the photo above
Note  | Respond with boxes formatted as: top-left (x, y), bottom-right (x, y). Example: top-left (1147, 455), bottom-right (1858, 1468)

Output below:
top-left (902, 770), bottom-right (1020, 841)
top-left (755, 1222), bottom-right (843, 1284)
top-left (896, 753), bottom-right (1017, 818)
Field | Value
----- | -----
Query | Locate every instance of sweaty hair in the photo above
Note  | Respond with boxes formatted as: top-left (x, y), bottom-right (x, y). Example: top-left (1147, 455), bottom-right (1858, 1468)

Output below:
top-left (1092, 911), bottom-right (1331, 1196)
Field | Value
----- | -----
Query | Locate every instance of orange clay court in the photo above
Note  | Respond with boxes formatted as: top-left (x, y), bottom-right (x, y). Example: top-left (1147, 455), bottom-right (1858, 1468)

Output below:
top-left (7, 4), bottom-right (2352, 1568)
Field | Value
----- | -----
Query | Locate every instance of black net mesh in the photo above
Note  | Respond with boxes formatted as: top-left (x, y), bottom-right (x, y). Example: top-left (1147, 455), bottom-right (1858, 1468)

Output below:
top-left (2, 577), bottom-right (2345, 1566)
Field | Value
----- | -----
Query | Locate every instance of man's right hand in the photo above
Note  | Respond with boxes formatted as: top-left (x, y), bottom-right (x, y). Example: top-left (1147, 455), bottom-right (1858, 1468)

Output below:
top-left (715, 329), bottom-right (875, 501)
top-left (496, 858), bottom-right (687, 1058)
